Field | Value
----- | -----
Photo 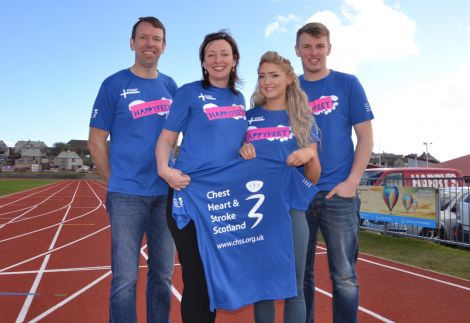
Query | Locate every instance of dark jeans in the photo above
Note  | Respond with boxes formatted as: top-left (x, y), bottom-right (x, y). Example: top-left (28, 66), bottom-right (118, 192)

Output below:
top-left (166, 189), bottom-right (216, 323)
top-left (304, 192), bottom-right (359, 323)
top-left (106, 192), bottom-right (175, 323)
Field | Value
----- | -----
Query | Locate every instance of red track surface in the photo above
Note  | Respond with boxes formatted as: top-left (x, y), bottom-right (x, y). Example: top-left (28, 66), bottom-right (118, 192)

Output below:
top-left (1, 180), bottom-right (469, 322)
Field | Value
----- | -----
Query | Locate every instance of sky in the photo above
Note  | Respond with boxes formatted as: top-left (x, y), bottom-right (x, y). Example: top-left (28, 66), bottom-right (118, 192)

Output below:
top-left (1, 0), bottom-right (469, 162)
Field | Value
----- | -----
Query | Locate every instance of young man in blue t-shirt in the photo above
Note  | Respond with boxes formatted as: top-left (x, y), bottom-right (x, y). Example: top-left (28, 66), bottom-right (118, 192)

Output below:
top-left (88, 17), bottom-right (176, 323)
top-left (295, 22), bottom-right (374, 323)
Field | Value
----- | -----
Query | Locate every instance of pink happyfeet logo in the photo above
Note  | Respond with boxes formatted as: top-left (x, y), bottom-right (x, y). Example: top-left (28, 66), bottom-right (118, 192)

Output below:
top-left (203, 104), bottom-right (246, 121)
top-left (129, 98), bottom-right (172, 119)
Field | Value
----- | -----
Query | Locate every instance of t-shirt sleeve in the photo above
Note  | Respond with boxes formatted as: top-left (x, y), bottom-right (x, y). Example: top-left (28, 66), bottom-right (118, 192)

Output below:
top-left (287, 168), bottom-right (319, 210)
top-left (89, 80), bottom-right (116, 131)
top-left (164, 86), bottom-right (191, 132)
top-left (168, 77), bottom-right (178, 96)
top-left (310, 121), bottom-right (320, 143)
top-left (349, 76), bottom-right (374, 125)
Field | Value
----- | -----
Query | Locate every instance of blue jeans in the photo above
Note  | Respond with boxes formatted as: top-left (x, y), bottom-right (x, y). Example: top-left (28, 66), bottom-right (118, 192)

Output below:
top-left (106, 192), bottom-right (176, 323)
top-left (254, 209), bottom-right (309, 323)
top-left (304, 192), bottom-right (359, 323)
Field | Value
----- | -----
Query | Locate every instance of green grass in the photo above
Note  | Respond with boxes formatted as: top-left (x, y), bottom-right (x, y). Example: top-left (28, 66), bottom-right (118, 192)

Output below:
top-left (318, 231), bottom-right (470, 280)
top-left (0, 179), bottom-right (59, 196)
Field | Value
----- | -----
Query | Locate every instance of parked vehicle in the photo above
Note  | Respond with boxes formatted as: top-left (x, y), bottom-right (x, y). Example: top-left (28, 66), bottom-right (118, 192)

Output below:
top-left (360, 167), bottom-right (464, 188)
top-left (455, 188), bottom-right (470, 243)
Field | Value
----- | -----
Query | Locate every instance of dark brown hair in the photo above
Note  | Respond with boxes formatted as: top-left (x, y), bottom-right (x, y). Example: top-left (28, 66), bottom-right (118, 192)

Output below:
top-left (199, 30), bottom-right (242, 94)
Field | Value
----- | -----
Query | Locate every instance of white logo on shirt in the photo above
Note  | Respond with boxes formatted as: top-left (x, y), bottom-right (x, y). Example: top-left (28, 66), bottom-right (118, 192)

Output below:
top-left (247, 116), bottom-right (265, 125)
top-left (173, 197), bottom-right (184, 208)
top-left (245, 180), bottom-right (265, 229)
top-left (120, 88), bottom-right (140, 98)
top-left (198, 93), bottom-right (216, 101)
top-left (91, 108), bottom-right (98, 119)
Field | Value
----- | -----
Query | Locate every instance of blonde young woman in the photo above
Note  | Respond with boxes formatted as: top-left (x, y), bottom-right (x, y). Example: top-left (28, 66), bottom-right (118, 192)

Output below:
top-left (240, 51), bottom-right (321, 323)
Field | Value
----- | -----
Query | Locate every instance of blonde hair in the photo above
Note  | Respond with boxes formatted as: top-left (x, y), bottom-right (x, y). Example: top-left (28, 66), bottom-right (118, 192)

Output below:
top-left (251, 51), bottom-right (314, 148)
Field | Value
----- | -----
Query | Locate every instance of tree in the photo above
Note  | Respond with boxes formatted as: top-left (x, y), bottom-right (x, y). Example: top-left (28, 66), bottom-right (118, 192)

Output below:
top-left (51, 142), bottom-right (68, 155)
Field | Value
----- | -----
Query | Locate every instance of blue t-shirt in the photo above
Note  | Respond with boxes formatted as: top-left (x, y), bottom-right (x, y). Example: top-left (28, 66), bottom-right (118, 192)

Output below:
top-left (299, 70), bottom-right (374, 191)
top-left (245, 106), bottom-right (320, 162)
top-left (164, 81), bottom-right (247, 173)
top-left (90, 69), bottom-right (177, 196)
top-left (172, 157), bottom-right (319, 310)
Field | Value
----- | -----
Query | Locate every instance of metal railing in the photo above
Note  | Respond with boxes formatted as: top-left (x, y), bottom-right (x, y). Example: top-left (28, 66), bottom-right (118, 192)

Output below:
top-left (359, 177), bottom-right (470, 248)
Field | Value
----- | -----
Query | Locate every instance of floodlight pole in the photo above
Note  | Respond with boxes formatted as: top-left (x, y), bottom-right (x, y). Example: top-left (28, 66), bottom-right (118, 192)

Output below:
top-left (423, 142), bottom-right (432, 167)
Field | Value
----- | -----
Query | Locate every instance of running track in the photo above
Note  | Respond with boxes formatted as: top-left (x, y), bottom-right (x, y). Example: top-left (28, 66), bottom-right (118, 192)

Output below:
top-left (0, 180), bottom-right (469, 322)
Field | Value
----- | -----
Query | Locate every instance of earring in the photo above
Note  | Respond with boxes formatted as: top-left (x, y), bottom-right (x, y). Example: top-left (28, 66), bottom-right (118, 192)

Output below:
top-left (204, 69), bottom-right (208, 75)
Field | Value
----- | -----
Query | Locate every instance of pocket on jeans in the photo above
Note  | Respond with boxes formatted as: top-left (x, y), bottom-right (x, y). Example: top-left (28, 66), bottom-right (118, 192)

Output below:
top-left (334, 194), bottom-right (356, 201)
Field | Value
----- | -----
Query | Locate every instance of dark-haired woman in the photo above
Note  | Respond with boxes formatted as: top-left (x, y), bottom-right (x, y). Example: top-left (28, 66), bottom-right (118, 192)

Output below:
top-left (156, 30), bottom-right (246, 323)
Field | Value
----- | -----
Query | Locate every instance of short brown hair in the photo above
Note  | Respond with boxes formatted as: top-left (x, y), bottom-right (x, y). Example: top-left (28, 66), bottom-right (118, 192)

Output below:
top-left (296, 22), bottom-right (330, 46)
top-left (131, 17), bottom-right (166, 44)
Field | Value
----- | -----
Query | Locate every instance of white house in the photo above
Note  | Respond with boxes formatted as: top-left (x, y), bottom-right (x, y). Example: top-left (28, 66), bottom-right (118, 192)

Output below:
top-left (15, 140), bottom-right (47, 152)
top-left (54, 151), bottom-right (83, 170)
top-left (21, 148), bottom-right (42, 163)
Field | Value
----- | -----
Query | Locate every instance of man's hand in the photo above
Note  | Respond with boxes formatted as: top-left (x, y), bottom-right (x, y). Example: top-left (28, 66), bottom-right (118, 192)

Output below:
top-left (326, 180), bottom-right (357, 199)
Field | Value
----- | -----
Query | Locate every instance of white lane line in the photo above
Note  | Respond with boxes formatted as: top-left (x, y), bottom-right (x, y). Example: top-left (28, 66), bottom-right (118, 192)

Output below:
top-left (0, 181), bottom-right (66, 208)
top-left (359, 257), bottom-right (470, 291)
top-left (317, 245), bottom-right (470, 291)
top-left (0, 180), bottom-right (105, 244)
top-left (0, 202), bottom-right (104, 244)
top-left (140, 245), bottom-right (182, 302)
top-left (0, 225), bottom-right (110, 273)
top-left (0, 205), bottom-right (38, 228)
top-left (4, 204), bottom-right (69, 223)
top-left (314, 288), bottom-right (395, 323)
top-left (1, 205), bottom-right (37, 216)
top-left (172, 285), bottom-right (182, 302)
top-left (0, 265), bottom-right (150, 275)
top-left (0, 182), bottom-right (74, 229)
top-left (16, 182), bottom-right (80, 323)
top-left (18, 180), bottom-right (110, 322)
top-left (90, 180), bottom-right (108, 190)
top-left (28, 270), bottom-right (112, 323)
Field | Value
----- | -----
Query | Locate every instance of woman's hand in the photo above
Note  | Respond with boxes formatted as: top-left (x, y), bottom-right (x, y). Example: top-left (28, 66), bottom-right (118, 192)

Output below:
top-left (161, 167), bottom-right (191, 191)
top-left (286, 147), bottom-right (315, 166)
top-left (239, 143), bottom-right (256, 160)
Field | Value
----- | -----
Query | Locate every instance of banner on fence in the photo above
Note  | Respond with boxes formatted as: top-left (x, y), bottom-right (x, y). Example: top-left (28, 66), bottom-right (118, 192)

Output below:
top-left (358, 186), bottom-right (437, 228)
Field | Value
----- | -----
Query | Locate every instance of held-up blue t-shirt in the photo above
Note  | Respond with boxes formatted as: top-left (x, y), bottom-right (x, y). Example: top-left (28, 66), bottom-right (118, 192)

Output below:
top-left (90, 69), bottom-right (177, 196)
top-left (164, 81), bottom-right (247, 173)
top-left (172, 157), bottom-right (319, 310)
top-left (299, 70), bottom-right (374, 191)
top-left (245, 106), bottom-right (320, 162)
